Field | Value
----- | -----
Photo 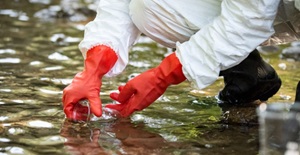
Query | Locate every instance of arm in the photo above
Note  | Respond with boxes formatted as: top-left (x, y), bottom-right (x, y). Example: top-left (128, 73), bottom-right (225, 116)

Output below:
top-left (63, 0), bottom-right (141, 121)
top-left (106, 52), bottom-right (186, 117)
top-left (106, 0), bottom-right (281, 117)
top-left (176, 0), bottom-right (281, 89)
top-left (79, 0), bottom-right (141, 77)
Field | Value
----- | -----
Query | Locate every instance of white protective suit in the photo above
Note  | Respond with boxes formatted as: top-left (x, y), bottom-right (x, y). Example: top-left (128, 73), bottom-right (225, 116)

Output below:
top-left (296, 0), bottom-right (300, 10)
top-left (78, 0), bottom-right (298, 89)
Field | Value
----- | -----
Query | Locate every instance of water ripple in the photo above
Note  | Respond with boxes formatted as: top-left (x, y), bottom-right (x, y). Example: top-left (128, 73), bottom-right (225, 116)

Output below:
top-left (41, 66), bottom-right (64, 71)
top-left (8, 127), bottom-right (25, 135)
top-left (0, 58), bottom-right (21, 63)
top-left (19, 135), bottom-right (65, 146)
top-left (27, 120), bottom-right (53, 128)
top-left (0, 49), bottom-right (16, 54)
top-left (48, 52), bottom-right (70, 61)
top-left (29, 0), bottom-right (51, 4)
top-left (0, 138), bottom-right (10, 142)
top-left (1, 146), bottom-right (35, 155)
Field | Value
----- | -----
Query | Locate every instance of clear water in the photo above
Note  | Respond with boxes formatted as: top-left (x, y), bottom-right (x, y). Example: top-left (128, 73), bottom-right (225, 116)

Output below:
top-left (0, 0), bottom-right (300, 155)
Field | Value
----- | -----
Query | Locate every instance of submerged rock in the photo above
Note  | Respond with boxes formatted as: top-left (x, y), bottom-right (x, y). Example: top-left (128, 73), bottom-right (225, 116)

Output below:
top-left (218, 100), bottom-right (262, 125)
top-left (256, 45), bottom-right (280, 55)
top-left (280, 41), bottom-right (300, 61)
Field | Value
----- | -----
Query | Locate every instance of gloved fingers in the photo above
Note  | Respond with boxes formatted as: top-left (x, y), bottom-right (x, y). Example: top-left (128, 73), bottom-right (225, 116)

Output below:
top-left (105, 103), bottom-right (126, 114)
top-left (112, 104), bottom-right (131, 117)
top-left (121, 105), bottom-right (135, 117)
top-left (88, 96), bottom-right (102, 117)
top-left (110, 92), bottom-right (120, 101)
top-left (108, 92), bottom-right (130, 116)
top-left (131, 95), bottom-right (147, 110)
top-left (108, 85), bottom-right (124, 101)
top-left (117, 83), bottom-right (136, 103)
top-left (62, 83), bottom-right (82, 104)
top-left (118, 85), bottom-right (124, 91)
top-left (62, 85), bottom-right (73, 106)
top-left (110, 92), bottom-right (152, 117)
top-left (62, 89), bottom-right (82, 119)
top-left (118, 95), bottom-right (144, 117)
top-left (64, 103), bottom-right (75, 119)
top-left (109, 93), bottom-right (155, 117)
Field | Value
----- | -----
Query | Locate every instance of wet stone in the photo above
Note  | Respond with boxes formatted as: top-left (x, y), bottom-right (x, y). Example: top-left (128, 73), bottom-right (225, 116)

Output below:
top-left (257, 45), bottom-right (280, 55)
top-left (280, 41), bottom-right (300, 61)
top-left (291, 41), bottom-right (300, 47)
top-left (218, 100), bottom-right (262, 125)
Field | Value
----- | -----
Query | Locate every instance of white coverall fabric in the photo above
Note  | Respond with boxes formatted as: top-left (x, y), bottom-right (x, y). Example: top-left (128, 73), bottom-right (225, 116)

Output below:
top-left (78, 0), bottom-right (141, 77)
top-left (175, 0), bottom-right (281, 89)
top-left (79, 0), bottom-right (281, 89)
top-left (296, 0), bottom-right (300, 11)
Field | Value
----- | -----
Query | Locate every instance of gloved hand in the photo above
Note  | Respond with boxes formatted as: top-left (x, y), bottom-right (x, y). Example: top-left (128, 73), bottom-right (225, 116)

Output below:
top-left (62, 45), bottom-right (118, 120)
top-left (106, 53), bottom-right (186, 117)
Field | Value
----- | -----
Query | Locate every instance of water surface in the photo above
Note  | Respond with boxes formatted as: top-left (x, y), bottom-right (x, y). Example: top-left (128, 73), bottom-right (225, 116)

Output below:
top-left (0, 0), bottom-right (300, 155)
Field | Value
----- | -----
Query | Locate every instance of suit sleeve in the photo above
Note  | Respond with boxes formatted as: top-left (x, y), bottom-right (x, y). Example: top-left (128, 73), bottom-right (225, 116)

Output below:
top-left (175, 0), bottom-right (280, 89)
top-left (296, 0), bottom-right (300, 11)
top-left (79, 0), bottom-right (141, 77)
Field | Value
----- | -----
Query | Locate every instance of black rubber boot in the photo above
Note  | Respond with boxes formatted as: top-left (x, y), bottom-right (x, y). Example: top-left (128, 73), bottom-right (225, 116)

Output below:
top-left (218, 49), bottom-right (282, 104)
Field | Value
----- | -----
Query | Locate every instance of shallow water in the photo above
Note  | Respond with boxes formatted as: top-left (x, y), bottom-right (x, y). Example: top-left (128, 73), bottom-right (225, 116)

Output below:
top-left (0, 0), bottom-right (300, 155)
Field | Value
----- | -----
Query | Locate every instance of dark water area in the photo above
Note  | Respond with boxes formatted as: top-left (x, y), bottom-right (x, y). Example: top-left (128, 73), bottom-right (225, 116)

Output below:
top-left (0, 0), bottom-right (300, 155)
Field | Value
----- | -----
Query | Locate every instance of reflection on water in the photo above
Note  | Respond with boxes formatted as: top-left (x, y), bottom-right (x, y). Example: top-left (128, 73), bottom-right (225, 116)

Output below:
top-left (0, 0), bottom-right (300, 155)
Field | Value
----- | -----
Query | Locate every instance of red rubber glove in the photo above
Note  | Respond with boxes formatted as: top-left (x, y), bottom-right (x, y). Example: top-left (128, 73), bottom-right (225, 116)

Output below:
top-left (62, 45), bottom-right (118, 120)
top-left (106, 53), bottom-right (186, 117)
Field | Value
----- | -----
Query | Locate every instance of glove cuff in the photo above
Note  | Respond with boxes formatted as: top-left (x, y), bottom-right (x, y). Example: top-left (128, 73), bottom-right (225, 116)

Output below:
top-left (157, 53), bottom-right (186, 85)
top-left (84, 45), bottom-right (118, 77)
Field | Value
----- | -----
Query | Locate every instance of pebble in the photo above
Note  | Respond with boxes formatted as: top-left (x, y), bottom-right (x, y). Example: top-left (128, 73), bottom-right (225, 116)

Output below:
top-left (281, 41), bottom-right (300, 61)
